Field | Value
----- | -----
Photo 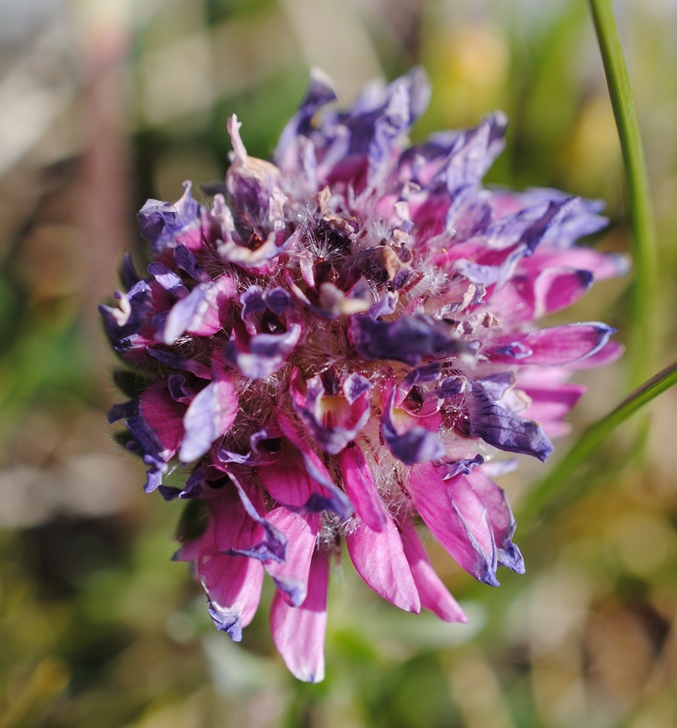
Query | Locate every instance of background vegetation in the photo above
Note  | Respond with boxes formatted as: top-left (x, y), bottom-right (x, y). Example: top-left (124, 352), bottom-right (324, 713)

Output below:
top-left (1, 1), bottom-right (676, 726)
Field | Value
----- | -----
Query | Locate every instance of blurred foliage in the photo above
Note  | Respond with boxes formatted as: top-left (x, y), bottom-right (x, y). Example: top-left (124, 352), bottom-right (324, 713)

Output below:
top-left (1, 0), bottom-right (676, 726)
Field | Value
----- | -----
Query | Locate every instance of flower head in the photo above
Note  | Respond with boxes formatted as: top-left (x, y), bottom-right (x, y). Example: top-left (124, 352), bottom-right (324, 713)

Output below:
top-left (102, 68), bottom-right (625, 682)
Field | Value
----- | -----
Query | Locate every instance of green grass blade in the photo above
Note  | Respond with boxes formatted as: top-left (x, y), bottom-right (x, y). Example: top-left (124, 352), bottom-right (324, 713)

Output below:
top-left (519, 360), bottom-right (677, 524)
top-left (588, 0), bottom-right (659, 387)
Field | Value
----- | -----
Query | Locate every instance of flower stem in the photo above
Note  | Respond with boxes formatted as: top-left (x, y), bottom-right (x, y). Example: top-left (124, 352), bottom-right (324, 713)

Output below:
top-left (588, 0), bottom-right (659, 387)
top-left (520, 360), bottom-right (677, 525)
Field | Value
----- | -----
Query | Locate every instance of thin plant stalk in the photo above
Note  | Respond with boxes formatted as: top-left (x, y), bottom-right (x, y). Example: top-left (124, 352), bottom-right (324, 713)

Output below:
top-left (588, 0), bottom-right (659, 387)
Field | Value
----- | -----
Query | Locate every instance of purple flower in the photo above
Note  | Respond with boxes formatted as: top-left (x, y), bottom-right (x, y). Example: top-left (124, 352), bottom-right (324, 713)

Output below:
top-left (102, 68), bottom-right (625, 682)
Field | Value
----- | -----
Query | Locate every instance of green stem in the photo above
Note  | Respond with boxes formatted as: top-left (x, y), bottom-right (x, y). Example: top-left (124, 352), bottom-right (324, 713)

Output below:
top-left (520, 360), bottom-right (677, 524)
top-left (588, 0), bottom-right (659, 387)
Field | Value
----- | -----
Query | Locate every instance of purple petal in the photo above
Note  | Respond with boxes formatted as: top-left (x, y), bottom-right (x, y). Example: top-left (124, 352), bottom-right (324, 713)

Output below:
top-left (174, 244), bottom-right (211, 283)
top-left (291, 372), bottom-right (370, 455)
top-left (463, 380), bottom-right (553, 462)
top-left (350, 313), bottom-right (463, 365)
top-left (346, 517), bottom-right (421, 612)
top-left (381, 386), bottom-right (445, 465)
top-left (442, 112), bottom-right (507, 194)
top-left (466, 469), bottom-right (524, 573)
top-left (147, 262), bottom-right (189, 296)
top-left (270, 549), bottom-right (329, 683)
top-left (179, 373), bottom-right (238, 462)
top-left (275, 68), bottom-right (338, 173)
top-left (342, 372), bottom-right (372, 405)
top-left (137, 181), bottom-right (200, 253)
top-left (225, 324), bottom-right (302, 380)
top-left (160, 275), bottom-right (236, 345)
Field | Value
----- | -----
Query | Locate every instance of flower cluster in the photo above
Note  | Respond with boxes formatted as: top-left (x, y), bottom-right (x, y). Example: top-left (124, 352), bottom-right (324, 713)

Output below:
top-left (102, 69), bottom-right (624, 682)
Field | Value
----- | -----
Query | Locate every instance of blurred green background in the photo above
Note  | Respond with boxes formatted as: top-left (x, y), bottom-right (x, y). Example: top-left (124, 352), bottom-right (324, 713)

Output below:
top-left (1, 0), bottom-right (676, 726)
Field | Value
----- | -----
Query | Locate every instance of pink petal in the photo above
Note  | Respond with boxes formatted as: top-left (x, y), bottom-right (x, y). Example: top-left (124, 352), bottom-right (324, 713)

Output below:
top-left (399, 518), bottom-right (467, 622)
top-left (177, 510), bottom-right (265, 642)
top-left (180, 372), bottom-right (238, 462)
top-left (466, 469), bottom-right (524, 573)
top-left (139, 379), bottom-right (186, 456)
top-left (265, 509), bottom-right (320, 606)
top-left (337, 445), bottom-right (387, 532)
top-left (161, 275), bottom-right (235, 345)
top-left (488, 276), bottom-right (535, 324)
top-left (346, 517), bottom-right (421, 612)
top-left (533, 267), bottom-right (593, 318)
top-left (568, 339), bottom-right (624, 370)
top-left (520, 382), bottom-right (586, 437)
top-left (491, 323), bottom-right (615, 366)
top-left (198, 549), bottom-right (264, 641)
top-left (522, 246), bottom-right (629, 281)
top-left (270, 549), bottom-right (329, 683)
top-left (408, 463), bottom-right (498, 586)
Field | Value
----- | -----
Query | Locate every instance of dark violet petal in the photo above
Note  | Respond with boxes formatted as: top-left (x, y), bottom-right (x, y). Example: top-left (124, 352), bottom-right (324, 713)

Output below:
top-left (274, 68), bottom-right (338, 172)
top-left (137, 181), bottom-right (200, 252)
top-left (264, 287), bottom-right (294, 316)
top-left (438, 376), bottom-right (465, 399)
top-left (467, 469), bottom-right (524, 574)
top-left (174, 244), bottom-right (210, 283)
top-left (350, 313), bottom-right (462, 365)
top-left (478, 372), bottom-right (514, 401)
top-left (240, 285), bottom-right (267, 322)
top-left (291, 372), bottom-right (370, 455)
top-left (402, 363), bottom-right (442, 391)
top-left (346, 517), bottom-right (421, 612)
top-left (147, 262), bottom-right (188, 297)
top-left (365, 69), bottom-right (431, 185)
top-left (107, 400), bottom-right (137, 424)
top-left (158, 485), bottom-right (181, 501)
top-left (439, 112), bottom-right (507, 195)
top-left (382, 421), bottom-right (446, 465)
top-left (147, 348), bottom-right (211, 379)
top-left (342, 372), bottom-right (372, 405)
top-left (440, 454), bottom-right (485, 479)
top-left (178, 466), bottom-right (207, 499)
top-left (464, 381), bottom-right (553, 462)
top-left (225, 324), bottom-right (302, 380)
top-left (167, 373), bottom-right (194, 404)
top-left (120, 253), bottom-right (141, 289)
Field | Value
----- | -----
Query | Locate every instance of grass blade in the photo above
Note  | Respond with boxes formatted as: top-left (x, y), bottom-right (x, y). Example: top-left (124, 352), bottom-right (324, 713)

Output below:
top-left (519, 360), bottom-right (677, 524)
